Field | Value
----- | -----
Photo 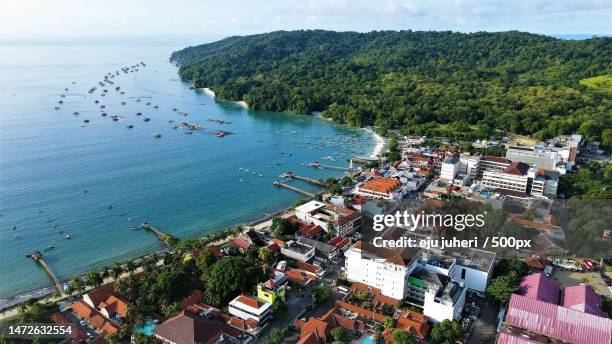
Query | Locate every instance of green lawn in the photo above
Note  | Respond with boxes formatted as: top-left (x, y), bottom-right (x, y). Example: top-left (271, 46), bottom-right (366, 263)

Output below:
top-left (579, 75), bottom-right (612, 93)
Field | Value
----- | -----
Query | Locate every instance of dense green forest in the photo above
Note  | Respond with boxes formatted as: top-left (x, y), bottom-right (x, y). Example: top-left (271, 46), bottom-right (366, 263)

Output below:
top-left (172, 30), bottom-right (611, 147)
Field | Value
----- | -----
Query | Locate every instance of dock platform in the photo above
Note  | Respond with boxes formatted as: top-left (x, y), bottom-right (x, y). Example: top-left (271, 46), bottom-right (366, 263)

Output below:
top-left (29, 251), bottom-right (63, 294)
top-left (279, 173), bottom-right (325, 186)
top-left (141, 223), bottom-right (177, 249)
top-left (273, 181), bottom-right (316, 198)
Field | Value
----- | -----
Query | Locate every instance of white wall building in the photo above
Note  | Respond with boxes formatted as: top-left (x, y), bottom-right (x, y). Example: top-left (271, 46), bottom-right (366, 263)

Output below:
top-left (295, 200), bottom-right (361, 236)
top-left (280, 240), bottom-right (315, 262)
top-left (354, 177), bottom-right (408, 200)
top-left (440, 157), bottom-right (460, 183)
top-left (228, 294), bottom-right (272, 324)
top-left (344, 241), bottom-right (418, 300)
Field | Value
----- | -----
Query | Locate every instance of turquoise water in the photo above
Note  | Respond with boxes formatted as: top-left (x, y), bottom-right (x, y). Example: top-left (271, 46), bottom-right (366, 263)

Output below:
top-left (135, 319), bottom-right (157, 336)
top-left (0, 43), bottom-right (374, 299)
top-left (358, 334), bottom-right (376, 344)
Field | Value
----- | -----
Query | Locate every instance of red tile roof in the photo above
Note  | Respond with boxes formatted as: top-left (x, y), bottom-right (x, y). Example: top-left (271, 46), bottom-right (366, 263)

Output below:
top-left (297, 261), bottom-right (321, 275)
top-left (298, 317), bottom-right (331, 343)
top-left (179, 290), bottom-right (205, 310)
top-left (271, 238), bottom-right (286, 247)
top-left (352, 241), bottom-right (417, 267)
top-left (360, 177), bottom-right (401, 194)
top-left (504, 162), bottom-right (530, 176)
top-left (232, 237), bottom-right (252, 250)
top-left (482, 156), bottom-right (511, 164)
top-left (234, 294), bottom-right (263, 309)
top-left (286, 268), bottom-right (315, 285)
top-left (297, 224), bottom-right (324, 238)
top-left (396, 310), bottom-right (430, 339)
top-left (84, 284), bottom-right (115, 309)
top-left (327, 236), bottom-right (351, 250)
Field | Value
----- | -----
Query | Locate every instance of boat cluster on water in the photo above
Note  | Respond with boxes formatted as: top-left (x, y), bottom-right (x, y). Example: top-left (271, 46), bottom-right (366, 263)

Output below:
top-left (52, 60), bottom-right (236, 140)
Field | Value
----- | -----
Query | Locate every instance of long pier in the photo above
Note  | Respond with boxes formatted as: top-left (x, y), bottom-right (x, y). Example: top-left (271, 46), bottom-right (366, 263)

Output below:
top-left (279, 173), bottom-right (325, 186)
top-left (350, 156), bottom-right (378, 164)
top-left (141, 223), bottom-right (176, 249)
top-left (29, 251), bottom-right (63, 294)
top-left (273, 181), bottom-right (316, 198)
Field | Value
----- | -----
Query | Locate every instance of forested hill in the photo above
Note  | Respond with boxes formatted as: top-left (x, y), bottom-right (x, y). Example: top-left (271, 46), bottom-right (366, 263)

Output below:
top-left (171, 30), bottom-right (611, 146)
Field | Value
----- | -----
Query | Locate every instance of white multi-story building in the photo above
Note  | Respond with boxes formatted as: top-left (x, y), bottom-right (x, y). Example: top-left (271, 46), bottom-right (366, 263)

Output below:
top-left (228, 294), bottom-right (272, 325)
top-left (344, 241), bottom-right (418, 300)
top-left (440, 157), bottom-right (460, 183)
top-left (481, 162), bottom-right (531, 194)
top-left (346, 239), bottom-right (495, 322)
top-left (280, 240), bottom-right (315, 262)
top-left (459, 154), bottom-right (481, 183)
top-left (506, 146), bottom-right (559, 171)
top-left (295, 200), bottom-right (361, 236)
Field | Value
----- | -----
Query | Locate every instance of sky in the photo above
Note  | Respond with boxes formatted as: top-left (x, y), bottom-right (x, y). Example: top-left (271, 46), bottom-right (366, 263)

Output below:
top-left (1, 0), bottom-right (610, 44)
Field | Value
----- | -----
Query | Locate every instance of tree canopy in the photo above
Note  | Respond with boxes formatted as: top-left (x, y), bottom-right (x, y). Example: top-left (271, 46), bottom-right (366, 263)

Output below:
top-left (172, 30), bottom-right (611, 147)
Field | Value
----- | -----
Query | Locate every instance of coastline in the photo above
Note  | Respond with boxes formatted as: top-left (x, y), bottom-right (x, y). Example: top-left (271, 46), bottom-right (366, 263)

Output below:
top-left (363, 127), bottom-right (385, 158)
top-left (200, 87), bottom-right (248, 109)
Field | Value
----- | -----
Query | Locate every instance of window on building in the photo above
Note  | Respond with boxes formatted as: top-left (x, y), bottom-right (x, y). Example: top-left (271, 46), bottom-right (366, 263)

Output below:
top-left (461, 268), bottom-right (466, 279)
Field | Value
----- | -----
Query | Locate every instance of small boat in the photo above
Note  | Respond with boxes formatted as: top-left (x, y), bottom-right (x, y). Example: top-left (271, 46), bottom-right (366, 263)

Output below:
top-left (136, 112), bottom-right (142, 116)
top-left (153, 105), bottom-right (159, 109)
top-left (64, 234), bottom-right (71, 239)
top-left (94, 100), bottom-right (99, 104)
top-left (144, 117), bottom-right (151, 122)
top-left (44, 244), bottom-right (55, 251)
top-left (240, 178), bottom-right (244, 183)
top-left (121, 101), bottom-right (126, 105)
top-left (12, 226), bottom-right (16, 230)
top-left (101, 113), bottom-right (107, 117)
top-left (73, 111), bottom-right (79, 115)
top-left (131, 226), bottom-right (139, 230)
top-left (83, 189), bottom-right (87, 193)
top-left (258, 174), bottom-right (264, 177)
top-left (83, 119), bottom-right (90, 123)
top-left (54, 106), bottom-right (60, 110)
top-left (58, 100), bottom-right (63, 104)
top-left (128, 217), bottom-right (132, 222)
top-left (107, 205), bottom-right (113, 210)
top-left (126, 124), bottom-right (134, 129)
top-left (153, 133), bottom-right (162, 138)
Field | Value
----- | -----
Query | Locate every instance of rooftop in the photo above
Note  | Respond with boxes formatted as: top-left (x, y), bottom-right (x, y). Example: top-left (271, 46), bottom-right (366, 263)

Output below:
top-left (283, 240), bottom-right (314, 254)
top-left (518, 273), bottom-right (559, 304)
top-left (154, 311), bottom-right (225, 344)
top-left (360, 177), bottom-right (401, 194)
top-left (505, 294), bottom-right (612, 344)
top-left (445, 247), bottom-right (495, 272)
top-left (504, 162), bottom-right (531, 176)
top-left (351, 240), bottom-right (418, 267)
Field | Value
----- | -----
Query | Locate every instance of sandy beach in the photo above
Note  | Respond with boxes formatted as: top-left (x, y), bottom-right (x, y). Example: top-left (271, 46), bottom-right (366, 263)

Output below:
top-left (363, 127), bottom-right (385, 158)
top-left (235, 100), bottom-right (248, 109)
top-left (201, 87), bottom-right (216, 98)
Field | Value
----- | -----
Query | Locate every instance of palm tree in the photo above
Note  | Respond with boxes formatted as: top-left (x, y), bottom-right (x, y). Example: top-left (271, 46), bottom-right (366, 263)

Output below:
top-left (100, 266), bottom-right (110, 280)
top-left (67, 276), bottom-right (85, 296)
top-left (84, 270), bottom-right (102, 288)
top-left (125, 260), bottom-right (136, 273)
top-left (111, 262), bottom-right (123, 280)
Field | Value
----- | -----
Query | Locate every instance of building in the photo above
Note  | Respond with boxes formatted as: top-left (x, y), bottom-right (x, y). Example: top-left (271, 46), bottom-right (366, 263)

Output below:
top-left (459, 154), bottom-right (481, 183)
top-left (344, 241), bottom-right (419, 300)
top-left (406, 268), bottom-right (466, 322)
top-left (500, 273), bottom-right (612, 344)
top-left (446, 247), bottom-right (496, 293)
top-left (354, 177), bottom-right (408, 200)
top-left (481, 161), bottom-right (531, 194)
top-left (228, 295), bottom-right (272, 326)
top-left (257, 280), bottom-right (286, 305)
top-left (154, 311), bottom-right (225, 344)
top-left (280, 240), bottom-right (315, 262)
top-left (506, 146), bottom-right (560, 171)
top-left (296, 236), bottom-right (339, 262)
top-left (478, 156), bottom-right (511, 178)
top-left (440, 157), bottom-right (460, 183)
top-left (295, 200), bottom-right (361, 236)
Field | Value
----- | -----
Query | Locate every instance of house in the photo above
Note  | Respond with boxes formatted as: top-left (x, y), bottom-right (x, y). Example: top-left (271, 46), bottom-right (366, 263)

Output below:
top-left (232, 237), bottom-right (253, 253)
top-left (154, 311), bottom-right (225, 344)
top-left (228, 295), bottom-right (272, 326)
top-left (69, 300), bottom-right (120, 336)
top-left (50, 311), bottom-right (87, 343)
top-left (295, 317), bottom-right (332, 344)
top-left (327, 236), bottom-right (351, 252)
top-left (257, 274), bottom-right (287, 305)
top-left (179, 289), bottom-right (205, 310)
top-left (280, 240), bottom-right (315, 262)
top-left (296, 236), bottom-right (338, 262)
top-left (285, 268), bottom-right (316, 286)
top-left (295, 200), bottom-right (361, 236)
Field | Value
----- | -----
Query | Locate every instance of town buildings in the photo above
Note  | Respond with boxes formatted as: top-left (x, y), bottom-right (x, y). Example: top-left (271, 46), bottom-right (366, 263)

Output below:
top-left (280, 240), bottom-right (315, 262)
top-left (295, 200), bottom-right (361, 236)
top-left (354, 177), bottom-right (409, 200)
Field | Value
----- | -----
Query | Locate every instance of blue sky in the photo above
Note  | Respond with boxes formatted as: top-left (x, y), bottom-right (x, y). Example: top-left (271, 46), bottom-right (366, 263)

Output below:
top-left (1, 0), bottom-right (610, 43)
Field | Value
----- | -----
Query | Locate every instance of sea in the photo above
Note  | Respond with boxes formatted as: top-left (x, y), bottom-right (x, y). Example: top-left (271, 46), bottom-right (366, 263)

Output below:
top-left (0, 42), bottom-right (375, 302)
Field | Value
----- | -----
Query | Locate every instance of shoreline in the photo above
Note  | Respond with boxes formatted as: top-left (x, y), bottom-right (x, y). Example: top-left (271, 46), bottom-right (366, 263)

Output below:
top-left (200, 87), bottom-right (248, 109)
top-left (363, 127), bottom-right (385, 158)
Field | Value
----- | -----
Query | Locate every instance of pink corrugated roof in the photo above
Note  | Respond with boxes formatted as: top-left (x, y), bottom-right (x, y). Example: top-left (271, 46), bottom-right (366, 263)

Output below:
top-left (497, 332), bottom-right (541, 344)
top-left (562, 284), bottom-right (606, 317)
top-left (505, 294), bottom-right (612, 344)
top-left (518, 273), bottom-right (559, 304)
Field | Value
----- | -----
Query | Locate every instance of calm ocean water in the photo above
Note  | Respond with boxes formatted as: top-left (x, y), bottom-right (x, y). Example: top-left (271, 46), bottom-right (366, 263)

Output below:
top-left (0, 43), bottom-right (374, 299)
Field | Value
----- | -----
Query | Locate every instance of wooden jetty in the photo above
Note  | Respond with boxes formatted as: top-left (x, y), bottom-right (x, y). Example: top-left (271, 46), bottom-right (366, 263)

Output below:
top-left (273, 181), bottom-right (316, 198)
top-left (279, 172), bottom-right (325, 186)
top-left (350, 156), bottom-right (379, 164)
top-left (29, 251), bottom-right (63, 294)
top-left (141, 223), bottom-right (177, 249)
